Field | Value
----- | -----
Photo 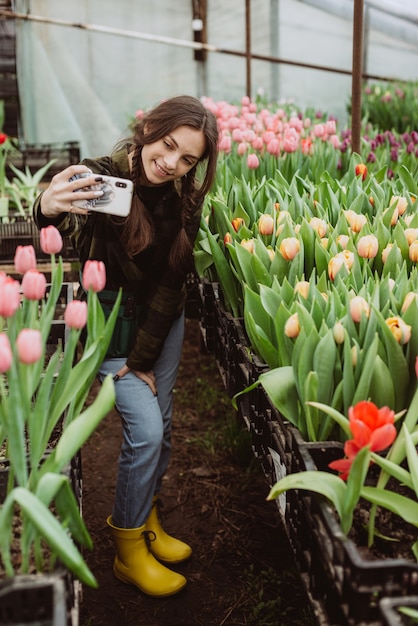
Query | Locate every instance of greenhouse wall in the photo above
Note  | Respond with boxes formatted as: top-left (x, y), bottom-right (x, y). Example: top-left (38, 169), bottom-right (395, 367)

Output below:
top-left (11, 0), bottom-right (418, 158)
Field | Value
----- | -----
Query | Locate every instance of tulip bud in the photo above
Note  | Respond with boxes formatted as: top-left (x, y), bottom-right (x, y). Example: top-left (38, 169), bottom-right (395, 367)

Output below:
top-left (404, 228), bottom-right (418, 245)
top-left (224, 232), bottom-right (232, 245)
top-left (279, 237), bottom-right (300, 260)
top-left (294, 281), bottom-right (309, 299)
top-left (309, 217), bottom-right (327, 238)
top-left (16, 329), bottom-right (43, 364)
top-left (351, 345), bottom-right (358, 367)
top-left (409, 240), bottom-right (418, 263)
top-left (401, 291), bottom-right (418, 313)
top-left (389, 195), bottom-right (408, 216)
top-left (350, 296), bottom-right (370, 323)
top-left (231, 217), bottom-right (244, 232)
top-left (21, 270), bottom-right (47, 301)
top-left (350, 213), bottom-right (367, 233)
top-left (258, 214), bottom-right (275, 236)
top-left (64, 300), bottom-right (88, 330)
top-left (267, 248), bottom-right (275, 262)
top-left (240, 239), bottom-right (255, 253)
top-left (336, 234), bottom-right (349, 249)
top-left (357, 234), bottom-right (378, 259)
top-left (82, 260), bottom-right (106, 292)
top-left (355, 163), bottom-right (367, 181)
top-left (284, 313), bottom-right (300, 338)
top-left (385, 316), bottom-right (411, 344)
top-left (0, 333), bottom-right (13, 373)
top-left (0, 276), bottom-right (21, 317)
top-left (247, 154), bottom-right (260, 169)
top-left (14, 245), bottom-right (37, 275)
top-left (382, 244), bottom-right (393, 264)
top-left (40, 225), bottom-right (63, 255)
top-left (333, 322), bottom-right (345, 344)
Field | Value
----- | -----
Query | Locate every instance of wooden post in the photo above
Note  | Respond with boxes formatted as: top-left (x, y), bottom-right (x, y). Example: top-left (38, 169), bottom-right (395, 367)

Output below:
top-left (351, 0), bottom-right (364, 155)
top-left (245, 0), bottom-right (251, 98)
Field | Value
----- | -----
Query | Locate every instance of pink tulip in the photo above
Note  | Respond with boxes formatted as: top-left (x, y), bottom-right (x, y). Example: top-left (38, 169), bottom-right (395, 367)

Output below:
top-left (64, 300), bottom-right (88, 329)
top-left (357, 234), bottom-right (379, 259)
top-left (247, 154), bottom-right (259, 170)
top-left (14, 245), bottom-right (36, 274)
top-left (21, 270), bottom-right (47, 300)
top-left (16, 329), bottom-right (43, 364)
top-left (40, 225), bottom-right (63, 255)
top-left (237, 142), bottom-right (248, 156)
top-left (82, 260), bottom-right (106, 292)
top-left (0, 333), bottom-right (13, 373)
top-left (218, 135), bottom-right (232, 153)
top-left (415, 356), bottom-right (418, 379)
top-left (0, 276), bottom-right (21, 317)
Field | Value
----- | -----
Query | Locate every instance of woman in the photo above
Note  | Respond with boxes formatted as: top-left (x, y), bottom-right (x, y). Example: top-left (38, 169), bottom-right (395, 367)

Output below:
top-left (33, 95), bottom-right (219, 597)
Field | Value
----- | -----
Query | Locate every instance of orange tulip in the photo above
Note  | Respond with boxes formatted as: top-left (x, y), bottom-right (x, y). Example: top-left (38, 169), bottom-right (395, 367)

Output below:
top-left (357, 234), bottom-right (378, 259)
top-left (258, 214), bottom-right (275, 236)
top-left (385, 316), bottom-right (411, 344)
top-left (279, 237), bottom-right (300, 260)
top-left (355, 163), bottom-right (367, 181)
top-left (284, 313), bottom-right (300, 338)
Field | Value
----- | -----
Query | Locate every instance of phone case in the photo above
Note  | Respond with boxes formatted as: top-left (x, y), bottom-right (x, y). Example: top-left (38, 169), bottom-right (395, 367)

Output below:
top-left (70, 173), bottom-right (134, 217)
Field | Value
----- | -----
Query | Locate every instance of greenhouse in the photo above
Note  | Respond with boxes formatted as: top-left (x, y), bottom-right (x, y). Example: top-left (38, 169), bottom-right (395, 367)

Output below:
top-left (0, 1), bottom-right (418, 625)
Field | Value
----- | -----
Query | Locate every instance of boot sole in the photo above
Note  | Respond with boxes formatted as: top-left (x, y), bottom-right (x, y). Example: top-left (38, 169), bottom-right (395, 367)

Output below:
top-left (113, 567), bottom-right (187, 597)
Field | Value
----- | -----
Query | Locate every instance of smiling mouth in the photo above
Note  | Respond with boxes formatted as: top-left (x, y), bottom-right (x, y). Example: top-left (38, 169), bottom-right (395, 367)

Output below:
top-left (154, 161), bottom-right (171, 176)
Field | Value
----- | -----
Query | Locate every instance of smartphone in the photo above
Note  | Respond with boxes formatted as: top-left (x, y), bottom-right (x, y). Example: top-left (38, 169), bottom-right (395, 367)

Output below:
top-left (69, 173), bottom-right (133, 217)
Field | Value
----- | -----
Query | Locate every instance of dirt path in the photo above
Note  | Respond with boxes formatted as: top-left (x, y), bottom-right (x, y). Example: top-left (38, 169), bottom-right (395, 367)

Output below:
top-left (79, 319), bottom-right (316, 626)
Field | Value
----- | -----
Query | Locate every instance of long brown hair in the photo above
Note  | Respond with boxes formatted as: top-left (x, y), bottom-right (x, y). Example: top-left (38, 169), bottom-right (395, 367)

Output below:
top-left (121, 95), bottom-right (218, 275)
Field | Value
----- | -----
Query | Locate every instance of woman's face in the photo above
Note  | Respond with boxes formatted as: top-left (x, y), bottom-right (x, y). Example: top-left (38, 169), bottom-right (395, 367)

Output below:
top-left (141, 125), bottom-right (206, 185)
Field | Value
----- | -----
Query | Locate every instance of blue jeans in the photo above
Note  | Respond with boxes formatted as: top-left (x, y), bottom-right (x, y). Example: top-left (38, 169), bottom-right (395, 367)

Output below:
top-left (97, 311), bottom-right (185, 529)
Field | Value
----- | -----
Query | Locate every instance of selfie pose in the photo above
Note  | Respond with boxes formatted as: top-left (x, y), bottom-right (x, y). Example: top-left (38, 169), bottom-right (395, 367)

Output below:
top-left (33, 95), bottom-right (219, 597)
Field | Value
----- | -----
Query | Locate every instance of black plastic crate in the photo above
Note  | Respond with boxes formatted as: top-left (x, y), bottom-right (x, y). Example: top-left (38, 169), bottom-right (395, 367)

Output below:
top-left (379, 596), bottom-right (418, 625)
top-left (281, 441), bottom-right (418, 626)
top-left (0, 217), bottom-right (77, 263)
top-left (6, 142), bottom-right (80, 182)
top-left (0, 570), bottom-right (76, 626)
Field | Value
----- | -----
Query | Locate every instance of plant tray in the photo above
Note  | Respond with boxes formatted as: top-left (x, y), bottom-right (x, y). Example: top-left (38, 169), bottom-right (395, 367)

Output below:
top-left (0, 570), bottom-right (77, 626)
top-left (0, 217), bottom-right (77, 264)
top-left (379, 595), bottom-right (418, 625)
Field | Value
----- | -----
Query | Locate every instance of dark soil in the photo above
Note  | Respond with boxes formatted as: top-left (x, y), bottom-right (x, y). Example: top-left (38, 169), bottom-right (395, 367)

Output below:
top-left (79, 318), bottom-right (316, 626)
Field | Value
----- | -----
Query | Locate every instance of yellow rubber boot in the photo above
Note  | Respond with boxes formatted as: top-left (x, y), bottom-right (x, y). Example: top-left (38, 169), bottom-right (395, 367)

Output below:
top-left (106, 516), bottom-right (186, 597)
top-left (145, 497), bottom-right (192, 564)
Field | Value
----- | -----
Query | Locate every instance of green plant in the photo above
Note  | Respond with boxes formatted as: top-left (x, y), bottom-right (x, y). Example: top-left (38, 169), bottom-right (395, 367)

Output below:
top-left (5, 160), bottom-right (57, 215)
top-left (0, 229), bottom-right (121, 586)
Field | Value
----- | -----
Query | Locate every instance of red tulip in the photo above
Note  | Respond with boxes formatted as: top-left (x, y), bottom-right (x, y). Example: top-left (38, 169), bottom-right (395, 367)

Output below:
top-left (355, 163), bottom-right (367, 181)
top-left (64, 300), bottom-right (88, 329)
top-left (40, 225), bottom-right (63, 255)
top-left (14, 245), bottom-right (36, 274)
top-left (16, 329), bottom-right (43, 364)
top-left (21, 270), bottom-right (47, 300)
top-left (0, 333), bottom-right (12, 373)
top-left (82, 260), bottom-right (106, 293)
